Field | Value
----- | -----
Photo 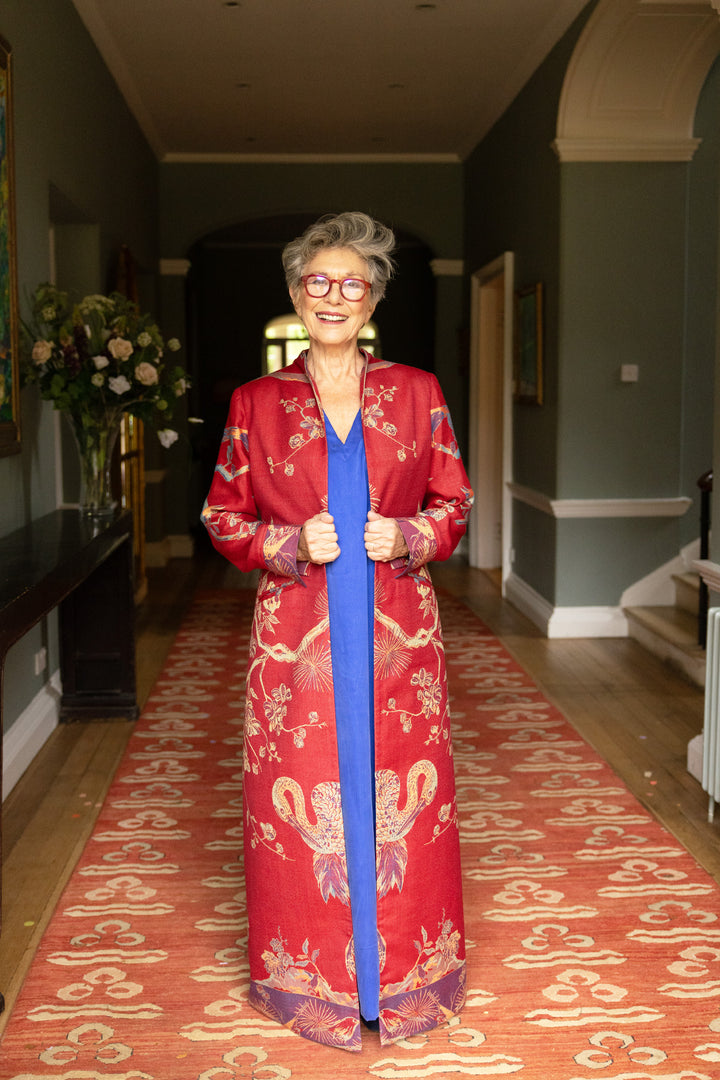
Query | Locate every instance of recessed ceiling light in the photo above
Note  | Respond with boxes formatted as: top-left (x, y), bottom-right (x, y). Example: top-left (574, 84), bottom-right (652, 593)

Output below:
top-left (223, 2), bottom-right (240, 7)
top-left (415, 3), bottom-right (436, 8)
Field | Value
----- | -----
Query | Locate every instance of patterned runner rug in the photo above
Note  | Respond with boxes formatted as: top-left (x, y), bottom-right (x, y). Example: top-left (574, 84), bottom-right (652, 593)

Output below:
top-left (1, 588), bottom-right (720, 1079)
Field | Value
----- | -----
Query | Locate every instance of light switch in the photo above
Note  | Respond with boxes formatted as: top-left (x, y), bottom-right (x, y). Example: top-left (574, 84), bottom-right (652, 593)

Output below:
top-left (620, 364), bottom-right (639, 383)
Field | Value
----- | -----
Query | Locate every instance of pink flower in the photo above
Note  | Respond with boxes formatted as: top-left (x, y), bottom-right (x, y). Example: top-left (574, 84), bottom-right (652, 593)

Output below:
top-left (134, 361), bottom-right (158, 386)
top-left (32, 340), bottom-right (54, 364)
top-left (108, 337), bottom-right (134, 360)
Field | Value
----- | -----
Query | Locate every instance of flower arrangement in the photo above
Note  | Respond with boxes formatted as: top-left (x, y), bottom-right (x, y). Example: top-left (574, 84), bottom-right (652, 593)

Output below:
top-left (22, 282), bottom-right (190, 446)
top-left (21, 283), bottom-right (196, 515)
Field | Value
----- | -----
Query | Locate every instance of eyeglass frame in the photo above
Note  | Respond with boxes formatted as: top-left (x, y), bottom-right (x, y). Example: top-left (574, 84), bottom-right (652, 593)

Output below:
top-left (300, 274), bottom-right (373, 302)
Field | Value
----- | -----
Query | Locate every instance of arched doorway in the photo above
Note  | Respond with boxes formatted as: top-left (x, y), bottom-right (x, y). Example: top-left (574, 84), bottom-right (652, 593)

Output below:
top-left (187, 214), bottom-right (435, 525)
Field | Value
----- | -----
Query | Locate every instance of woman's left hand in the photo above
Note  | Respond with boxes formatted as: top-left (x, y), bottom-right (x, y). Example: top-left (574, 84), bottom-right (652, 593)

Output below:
top-left (364, 510), bottom-right (409, 562)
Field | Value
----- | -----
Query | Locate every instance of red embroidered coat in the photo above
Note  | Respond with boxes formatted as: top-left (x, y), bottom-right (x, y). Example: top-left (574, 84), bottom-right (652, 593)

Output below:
top-left (202, 352), bottom-right (473, 1050)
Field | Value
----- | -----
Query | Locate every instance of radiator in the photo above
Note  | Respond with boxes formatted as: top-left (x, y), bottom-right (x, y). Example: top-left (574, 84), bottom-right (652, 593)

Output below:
top-left (702, 607), bottom-right (720, 822)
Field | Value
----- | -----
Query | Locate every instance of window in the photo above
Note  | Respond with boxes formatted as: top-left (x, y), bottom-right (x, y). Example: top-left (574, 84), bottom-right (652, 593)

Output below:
top-left (263, 314), bottom-right (380, 373)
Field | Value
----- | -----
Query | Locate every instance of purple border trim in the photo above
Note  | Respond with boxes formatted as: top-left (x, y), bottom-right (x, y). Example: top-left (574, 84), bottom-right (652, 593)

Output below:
top-left (249, 981), bottom-right (361, 1051)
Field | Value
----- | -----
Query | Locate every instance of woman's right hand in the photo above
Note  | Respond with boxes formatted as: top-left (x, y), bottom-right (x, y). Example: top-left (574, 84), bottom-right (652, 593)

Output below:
top-left (297, 512), bottom-right (341, 564)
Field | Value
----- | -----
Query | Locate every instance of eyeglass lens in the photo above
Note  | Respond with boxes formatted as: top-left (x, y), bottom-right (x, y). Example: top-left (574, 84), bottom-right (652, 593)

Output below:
top-left (304, 275), bottom-right (368, 301)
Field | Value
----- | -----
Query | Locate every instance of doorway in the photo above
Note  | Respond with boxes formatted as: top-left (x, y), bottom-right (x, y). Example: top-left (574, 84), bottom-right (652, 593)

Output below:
top-left (468, 253), bottom-right (515, 592)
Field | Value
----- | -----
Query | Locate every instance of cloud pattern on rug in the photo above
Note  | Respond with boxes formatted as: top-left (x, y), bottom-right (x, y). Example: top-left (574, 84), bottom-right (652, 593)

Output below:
top-left (1, 591), bottom-right (720, 1077)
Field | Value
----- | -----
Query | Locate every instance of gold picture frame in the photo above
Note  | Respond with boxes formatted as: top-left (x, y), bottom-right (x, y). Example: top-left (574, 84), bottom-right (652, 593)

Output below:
top-left (0, 34), bottom-right (20, 455)
top-left (514, 282), bottom-right (543, 405)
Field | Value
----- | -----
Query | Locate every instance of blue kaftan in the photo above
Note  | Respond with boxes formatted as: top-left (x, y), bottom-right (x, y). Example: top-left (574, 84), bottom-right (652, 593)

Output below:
top-left (324, 410), bottom-right (380, 1021)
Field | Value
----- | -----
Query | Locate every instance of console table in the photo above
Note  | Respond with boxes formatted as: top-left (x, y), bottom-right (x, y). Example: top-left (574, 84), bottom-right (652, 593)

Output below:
top-left (0, 509), bottom-right (139, 1009)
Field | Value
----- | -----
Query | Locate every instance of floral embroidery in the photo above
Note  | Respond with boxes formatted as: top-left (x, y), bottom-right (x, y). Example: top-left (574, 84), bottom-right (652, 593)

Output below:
top-left (430, 794), bottom-right (459, 843)
top-left (363, 384), bottom-right (417, 461)
top-left (266, 396), bottom-right (324, 475)
top-left (379, 913), bottom-right (465, 1038)
top-left (247, 814), bottom-right (289, 859)
top-left (242, 690), bottom-right (326, 775)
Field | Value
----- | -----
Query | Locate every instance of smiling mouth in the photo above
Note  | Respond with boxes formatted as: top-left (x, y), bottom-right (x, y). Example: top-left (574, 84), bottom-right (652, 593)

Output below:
top-left (316, 313), bottom-right (347, 323)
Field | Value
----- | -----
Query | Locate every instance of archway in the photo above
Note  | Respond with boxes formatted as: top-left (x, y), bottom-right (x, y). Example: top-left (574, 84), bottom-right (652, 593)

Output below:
top-left (187, 214), bottom-right (435, 525)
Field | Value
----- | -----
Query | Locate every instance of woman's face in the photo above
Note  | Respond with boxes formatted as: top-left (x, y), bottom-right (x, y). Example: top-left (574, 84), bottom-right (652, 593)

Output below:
top-left (291, 246), bottom-right (376, 352)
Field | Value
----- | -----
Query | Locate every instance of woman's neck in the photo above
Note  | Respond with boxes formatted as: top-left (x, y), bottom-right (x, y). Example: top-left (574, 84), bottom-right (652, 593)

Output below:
top-left (306, 344), bottom-right (365, 383)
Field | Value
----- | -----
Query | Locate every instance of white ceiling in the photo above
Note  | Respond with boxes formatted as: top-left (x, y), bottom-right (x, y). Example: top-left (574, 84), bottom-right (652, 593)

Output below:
top-left (71, 0), bottom-right (590, 161)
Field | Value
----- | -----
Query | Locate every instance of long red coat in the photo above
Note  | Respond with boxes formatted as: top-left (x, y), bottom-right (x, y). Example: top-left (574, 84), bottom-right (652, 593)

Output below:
top-left (202, 351), bottom-right (473, 1050)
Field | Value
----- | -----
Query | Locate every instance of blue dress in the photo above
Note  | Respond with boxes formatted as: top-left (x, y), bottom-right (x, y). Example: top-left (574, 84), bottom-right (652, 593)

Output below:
top-left (324, 410), bottom-right (380, 1021)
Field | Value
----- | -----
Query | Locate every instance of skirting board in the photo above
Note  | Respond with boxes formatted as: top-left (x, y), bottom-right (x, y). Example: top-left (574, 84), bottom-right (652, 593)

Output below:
top-left (3, 670), bottom-right (61, 801)
top-left (505, 572), bottom-right (628, 638)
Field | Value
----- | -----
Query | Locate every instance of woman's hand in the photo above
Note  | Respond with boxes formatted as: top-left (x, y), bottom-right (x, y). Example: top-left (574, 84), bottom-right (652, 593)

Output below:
top-left (298, 512), bottom-right (341, 564)
top-left (364, 510), bottom-right (409, 562)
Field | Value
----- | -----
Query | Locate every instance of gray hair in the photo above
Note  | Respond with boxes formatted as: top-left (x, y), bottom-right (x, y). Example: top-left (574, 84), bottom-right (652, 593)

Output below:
top-left (282, 212), bottom-right (396, 304)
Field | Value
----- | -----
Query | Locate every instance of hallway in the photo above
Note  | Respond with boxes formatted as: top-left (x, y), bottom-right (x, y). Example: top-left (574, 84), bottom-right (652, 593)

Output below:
top-left (0, 553), bottom-right (714, 1034)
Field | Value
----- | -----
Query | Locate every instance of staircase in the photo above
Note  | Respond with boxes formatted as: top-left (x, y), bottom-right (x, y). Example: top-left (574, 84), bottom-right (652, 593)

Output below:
top-left (625, 570), bottom-right (706, 687)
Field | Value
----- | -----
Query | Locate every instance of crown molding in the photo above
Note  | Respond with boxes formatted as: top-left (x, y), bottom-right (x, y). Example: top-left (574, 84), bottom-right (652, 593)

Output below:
top-left (160, 152), bottom-right (461, 165)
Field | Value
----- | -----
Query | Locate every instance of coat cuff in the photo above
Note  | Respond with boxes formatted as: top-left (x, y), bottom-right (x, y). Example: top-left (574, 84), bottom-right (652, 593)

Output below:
top-left (396, 516), bottom-right (439, 572)
top-left (262, 524), bottom-right (309, 582)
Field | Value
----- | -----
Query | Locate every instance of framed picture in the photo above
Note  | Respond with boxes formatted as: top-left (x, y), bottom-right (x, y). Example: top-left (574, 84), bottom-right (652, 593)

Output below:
top-left (514, 282), bottom-right (543, 405)
top-left (0, 34), bottom-right (20, 456)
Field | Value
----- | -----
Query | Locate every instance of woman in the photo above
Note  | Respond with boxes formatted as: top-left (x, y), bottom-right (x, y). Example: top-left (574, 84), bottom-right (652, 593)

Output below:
top-left (202, 212), bottom-right (473, 1051)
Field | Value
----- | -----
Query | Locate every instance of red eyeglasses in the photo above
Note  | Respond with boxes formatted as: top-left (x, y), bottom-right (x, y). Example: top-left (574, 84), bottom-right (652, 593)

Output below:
top-left (301, 274), bottom-right (372, 302)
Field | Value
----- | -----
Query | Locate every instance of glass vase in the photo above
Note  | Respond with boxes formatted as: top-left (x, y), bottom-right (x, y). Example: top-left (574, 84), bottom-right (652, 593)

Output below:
top-left (66, 412), bottom-right (122, 518)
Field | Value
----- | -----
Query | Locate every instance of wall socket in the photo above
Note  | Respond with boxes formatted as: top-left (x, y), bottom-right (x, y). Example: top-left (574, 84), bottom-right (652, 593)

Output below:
top-left (34, 647), bottom-right (47, 676)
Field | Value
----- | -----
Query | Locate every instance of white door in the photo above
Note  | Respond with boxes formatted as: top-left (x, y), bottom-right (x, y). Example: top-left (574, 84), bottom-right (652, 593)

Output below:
top-left (468, 253), bottom-right (515, 592)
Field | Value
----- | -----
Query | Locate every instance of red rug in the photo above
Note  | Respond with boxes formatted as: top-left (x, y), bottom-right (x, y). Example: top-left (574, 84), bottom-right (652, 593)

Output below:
top-left (2, 589), bottom-right (720, 1078)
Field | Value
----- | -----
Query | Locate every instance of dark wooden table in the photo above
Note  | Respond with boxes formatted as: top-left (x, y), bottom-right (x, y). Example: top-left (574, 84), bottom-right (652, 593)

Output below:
top-left (0, 508), bottom-right (138, 1010)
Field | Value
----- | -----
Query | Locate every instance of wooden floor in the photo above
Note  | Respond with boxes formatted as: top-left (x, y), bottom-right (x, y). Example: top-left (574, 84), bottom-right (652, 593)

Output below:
top-left (0, 550), bottom-right (716, 1033)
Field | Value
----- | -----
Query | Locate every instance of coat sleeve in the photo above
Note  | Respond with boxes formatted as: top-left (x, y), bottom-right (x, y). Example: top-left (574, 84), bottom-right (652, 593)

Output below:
top-left (395, 375), bottom-right (474, 572)
top-left (200, 387), bottom-right (308, 581)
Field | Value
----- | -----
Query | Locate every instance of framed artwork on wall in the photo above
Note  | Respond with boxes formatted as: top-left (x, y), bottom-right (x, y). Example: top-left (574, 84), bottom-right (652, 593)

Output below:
top-left (0, 34), bottom-right (20, 456)
top-left (514, 282), bottom-right (543, 405)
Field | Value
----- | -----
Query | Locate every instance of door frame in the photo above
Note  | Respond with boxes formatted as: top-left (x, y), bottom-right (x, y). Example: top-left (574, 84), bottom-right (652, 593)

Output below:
top-left (468, 252), bottom-right (515, 593)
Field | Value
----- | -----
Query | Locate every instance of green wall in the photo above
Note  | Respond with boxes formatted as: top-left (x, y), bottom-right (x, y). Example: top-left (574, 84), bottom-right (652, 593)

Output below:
top-left (0, 0), bottom-right (158, 733)
top-left (464, 1), bottom-right (719, 609)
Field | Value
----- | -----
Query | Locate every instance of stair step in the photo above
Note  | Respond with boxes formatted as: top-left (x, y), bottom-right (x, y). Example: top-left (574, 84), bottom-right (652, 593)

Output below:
top-left (672, 571), bottom-right (700, 615)
top-left (625, 605), bottom-right (706, 688)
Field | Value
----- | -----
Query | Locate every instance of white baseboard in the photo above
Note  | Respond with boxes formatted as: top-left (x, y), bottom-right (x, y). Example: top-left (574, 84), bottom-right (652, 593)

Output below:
top-left (3, 671), bottom-right (61, 801)
top-left (145, 533), bottom-right (195, 567)
top-left (505, 572), bottom-right (628, 638)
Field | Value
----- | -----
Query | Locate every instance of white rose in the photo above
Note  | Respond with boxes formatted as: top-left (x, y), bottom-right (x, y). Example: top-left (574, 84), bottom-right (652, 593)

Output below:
top-left (134, 361), bottom-right (159, 386)
top-left (174, 377), bottom-right (187, 397)
top-left (109, 375), bottom-right (132, 395)
top-left (157, 428), bottom-right (179, 448)
top-left (108, 337), bottom-right (134, 360)
top-left (137, 331), bottom-right (152, 348)
top-left (167, 337), bottom-right (181, 352)
top-left (91, 373), bottom-right (105, 387)
top-left (93, 355), bottom-right (109, 370)
top-left (32, 340), bottom-right (54, 364)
